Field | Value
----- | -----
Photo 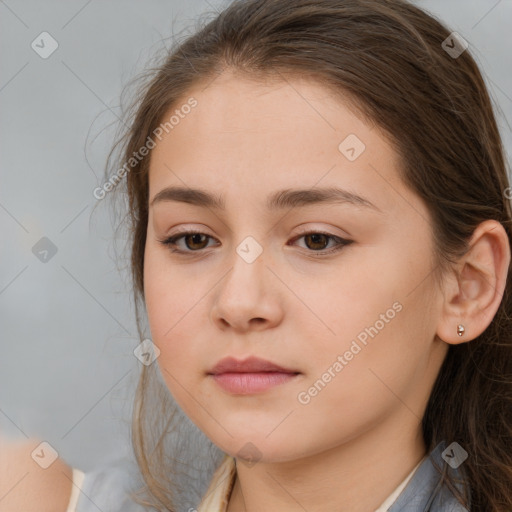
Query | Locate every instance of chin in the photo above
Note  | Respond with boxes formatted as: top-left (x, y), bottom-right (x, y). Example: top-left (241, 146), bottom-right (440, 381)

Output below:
top-left (207, 426), bottom-right (305, 464)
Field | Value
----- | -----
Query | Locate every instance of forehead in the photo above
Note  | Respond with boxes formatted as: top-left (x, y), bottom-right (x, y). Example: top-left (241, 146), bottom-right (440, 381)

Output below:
top-left (147, 72), bottom-right (407, 216)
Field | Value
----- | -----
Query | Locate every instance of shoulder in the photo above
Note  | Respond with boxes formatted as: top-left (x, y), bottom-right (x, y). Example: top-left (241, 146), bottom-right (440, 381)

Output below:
top-left (0, 437), bottom-right (72, 512)
top-left (388, 441), bottom-right (470, 512)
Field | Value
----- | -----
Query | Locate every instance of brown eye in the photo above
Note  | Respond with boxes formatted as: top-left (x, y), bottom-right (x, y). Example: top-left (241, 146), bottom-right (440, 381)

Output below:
top-left (182, 233), bottom-right (210, 251)
top-left (290, 231), bottom-right (353, 256)
top-left (303, 233), bottom-right (330, 251)
top-left (158, 230), bottom-right (217, 253)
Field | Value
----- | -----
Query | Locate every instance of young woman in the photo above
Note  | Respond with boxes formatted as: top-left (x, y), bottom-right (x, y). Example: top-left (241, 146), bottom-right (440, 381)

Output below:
top-left (3, 0), bottom-right (511, 510)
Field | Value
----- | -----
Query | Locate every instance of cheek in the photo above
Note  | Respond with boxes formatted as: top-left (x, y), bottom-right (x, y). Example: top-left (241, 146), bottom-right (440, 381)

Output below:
top-left (143, 247), bottom-right (200, 368)
top-left (144, 270), bottom-right (208, 419)
top-left (286, 300), bottom-right (428, 455)
top-left (298, 251), bottom-right (433, 399)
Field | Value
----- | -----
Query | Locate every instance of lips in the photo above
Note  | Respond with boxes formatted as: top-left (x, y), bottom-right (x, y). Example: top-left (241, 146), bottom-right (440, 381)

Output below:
top-left (207, 356), bottom-right (301, 394)
top-left (208, 356), bottom-right (299, 375)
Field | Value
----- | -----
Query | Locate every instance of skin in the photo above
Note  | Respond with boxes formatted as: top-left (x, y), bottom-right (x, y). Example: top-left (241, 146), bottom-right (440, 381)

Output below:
top-left (144, 70), bottom-right (510, 512)
top-left (0, 435), bottom-right (72, 512)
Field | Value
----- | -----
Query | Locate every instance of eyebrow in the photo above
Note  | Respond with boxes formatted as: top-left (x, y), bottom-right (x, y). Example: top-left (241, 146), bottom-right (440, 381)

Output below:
top-left (150, 186), bottom-right (382, 213)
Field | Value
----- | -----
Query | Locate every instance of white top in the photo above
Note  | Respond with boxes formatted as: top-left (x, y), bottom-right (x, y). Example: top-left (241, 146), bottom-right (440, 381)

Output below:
top-left (66, 467), bottom-right (85, 512)
top-left (374, 456), bottom-right (424, 511)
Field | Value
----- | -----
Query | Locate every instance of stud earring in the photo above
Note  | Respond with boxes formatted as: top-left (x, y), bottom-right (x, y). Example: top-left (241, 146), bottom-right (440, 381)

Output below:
top-left (457, 324), bottom-right (465, 337)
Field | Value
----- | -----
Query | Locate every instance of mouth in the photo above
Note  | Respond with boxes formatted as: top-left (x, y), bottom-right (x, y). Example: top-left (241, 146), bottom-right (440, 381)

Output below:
top-left (207, 356), bottom-right (301, 394)
top-left (209, 371), bottom-right (300, 394)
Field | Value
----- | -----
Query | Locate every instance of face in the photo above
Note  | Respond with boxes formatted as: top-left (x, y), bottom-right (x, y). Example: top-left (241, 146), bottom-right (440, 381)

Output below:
top-left (143, 71), bottom-right (448, 463)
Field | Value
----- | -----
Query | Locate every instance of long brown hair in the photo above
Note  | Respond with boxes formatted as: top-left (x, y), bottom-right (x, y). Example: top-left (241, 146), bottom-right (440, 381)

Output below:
top-left (101, 0), bottom-right (512, 510)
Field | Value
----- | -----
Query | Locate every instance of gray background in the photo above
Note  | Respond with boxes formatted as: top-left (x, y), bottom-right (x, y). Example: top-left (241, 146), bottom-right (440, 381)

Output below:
top-left (1, 0), bottom-right (511, 472)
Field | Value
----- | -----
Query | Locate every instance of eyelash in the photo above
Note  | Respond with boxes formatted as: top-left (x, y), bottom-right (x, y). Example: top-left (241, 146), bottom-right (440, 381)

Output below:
top-left (157, 229), bottom-right (353, 257)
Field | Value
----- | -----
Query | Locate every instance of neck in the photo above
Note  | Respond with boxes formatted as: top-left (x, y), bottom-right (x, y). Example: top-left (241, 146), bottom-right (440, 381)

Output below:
top-left (226, 413), bottom-right (426, 512)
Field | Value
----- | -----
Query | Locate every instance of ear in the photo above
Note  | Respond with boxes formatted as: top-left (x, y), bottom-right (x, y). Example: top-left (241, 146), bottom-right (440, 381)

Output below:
top-left (436, 219), bottom-right (511, 344)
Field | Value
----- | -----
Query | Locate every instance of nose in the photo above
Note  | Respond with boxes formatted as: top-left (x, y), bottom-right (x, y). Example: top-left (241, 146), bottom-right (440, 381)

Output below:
top-left (210, 244), bottom-right (284, 333)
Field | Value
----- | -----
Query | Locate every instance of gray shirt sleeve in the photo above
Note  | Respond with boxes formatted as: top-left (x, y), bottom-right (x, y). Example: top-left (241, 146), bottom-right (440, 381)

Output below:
top-left (75, 458), bottom-right (157, 512)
